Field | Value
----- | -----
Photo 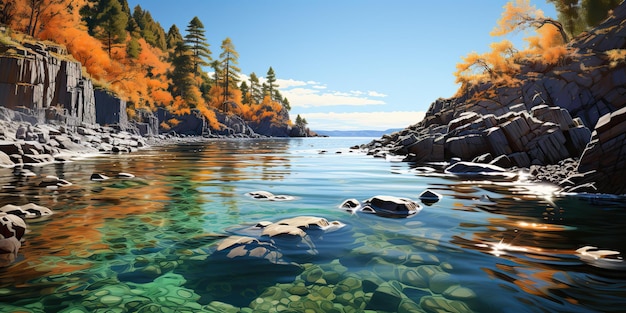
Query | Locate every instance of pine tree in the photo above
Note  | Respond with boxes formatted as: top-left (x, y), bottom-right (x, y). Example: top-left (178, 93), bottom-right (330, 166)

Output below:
top-left (249, 72), bottom-right (262, 104)
top-left (166, 24), bottom-right (183, 51)
top-left (185, 16), bottom-right (211, 74)
top-left (126, 37), bottom-right (141, 59)
top-left (169, 42), bottom-right (195, 102)
top-left (240, 81), bottom-right (250, 104)
top-left (282, 97), bottom-right (291, 111)
top-left (94, 0), bottom-right (128, 57)
top-left (210, 60), bottom-right (222, 88)
top-left (266, 66), bottom-right (278, 101)
top-left (219, 37), bottom-right (241, 105)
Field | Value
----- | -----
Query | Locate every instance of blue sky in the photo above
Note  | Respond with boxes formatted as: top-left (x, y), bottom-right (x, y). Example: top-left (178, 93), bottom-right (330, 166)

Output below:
top-left (128, 0), bottom-right (557, 130)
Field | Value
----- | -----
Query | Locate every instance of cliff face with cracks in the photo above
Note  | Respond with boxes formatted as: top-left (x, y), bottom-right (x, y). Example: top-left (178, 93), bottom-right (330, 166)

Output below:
top-left (364, 2), bottom-right (626, 195)
top-left (0, 40), bottom-right (96, 126)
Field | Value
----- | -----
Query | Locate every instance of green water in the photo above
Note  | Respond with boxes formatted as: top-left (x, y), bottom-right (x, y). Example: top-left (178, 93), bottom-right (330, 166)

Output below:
top-left (1, 138), bottom-right (625, 312)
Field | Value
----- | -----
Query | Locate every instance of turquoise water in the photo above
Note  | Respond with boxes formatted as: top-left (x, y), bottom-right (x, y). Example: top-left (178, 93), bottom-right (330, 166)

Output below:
top-left (1, 137), bottom-right (625, 312)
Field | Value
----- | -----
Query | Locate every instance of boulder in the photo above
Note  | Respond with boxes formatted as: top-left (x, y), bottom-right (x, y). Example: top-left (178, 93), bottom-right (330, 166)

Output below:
top-left (564, 107), bottom-right (626, 194)
top-left (361, 195), bottom-right (422, 218)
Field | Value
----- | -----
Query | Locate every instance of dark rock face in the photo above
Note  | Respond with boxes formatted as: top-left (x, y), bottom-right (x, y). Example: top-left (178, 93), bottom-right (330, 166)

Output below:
top-left (562, 107), bottom-right (626, 194)
top-left (156, 108), bottom-right (207, 136)
top-left (95, 90), bottom-right (128, 129)
top-left (0, 43), bottom-right (95, 126)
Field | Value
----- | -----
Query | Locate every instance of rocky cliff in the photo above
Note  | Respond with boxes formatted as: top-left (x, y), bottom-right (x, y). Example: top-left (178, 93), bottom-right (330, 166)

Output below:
top-left (0, 31), bottom-right (311, 141)
top-left (364, 2), bottom-right (626, 195)
top-left (0, 40), bottom-right (95, 127)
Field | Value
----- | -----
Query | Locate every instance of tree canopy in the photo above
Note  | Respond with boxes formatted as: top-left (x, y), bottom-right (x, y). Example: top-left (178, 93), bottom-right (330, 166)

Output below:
top-left (3, 0), bottom-right (293, 132)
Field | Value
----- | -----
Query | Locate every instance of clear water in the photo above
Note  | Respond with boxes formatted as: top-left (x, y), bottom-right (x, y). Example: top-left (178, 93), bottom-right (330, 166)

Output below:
top-left (1, 137), bottom-right (625, 313)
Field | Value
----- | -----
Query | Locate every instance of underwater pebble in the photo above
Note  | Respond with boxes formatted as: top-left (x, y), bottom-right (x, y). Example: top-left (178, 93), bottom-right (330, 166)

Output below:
top-left (442, 285), bottom-right (477, 301)
top-left (289, 285), bottom-right (309, 296)
top-left (100, 295), bottom-right (122, 305)
top-left (420, 295), bottom-right (473, 313)
top-left (396, 267), bottom-right (428, 288)
top-left (429, 272), bottom-right (455, 294)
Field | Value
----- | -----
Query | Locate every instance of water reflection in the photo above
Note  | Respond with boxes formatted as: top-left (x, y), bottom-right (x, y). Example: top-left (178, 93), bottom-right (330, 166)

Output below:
top-left (1, 138), bottom-right (626, 312)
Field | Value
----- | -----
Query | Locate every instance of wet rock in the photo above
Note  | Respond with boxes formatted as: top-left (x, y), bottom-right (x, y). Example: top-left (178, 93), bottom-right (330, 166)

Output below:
top-left (564, 106), bottom-right (626, 194)
top-left (116, 172), bottom-right (135, 179)
top-left (38, 175), bottom-right (72, 188)
top-left (0, 212), bottom-right (27, 241)
top-left (246, 190), bottom-right (295, 201)
top-left (90, 173), bottom-right (110, 181)
top-left (20, 203), bottom-right (53, 217)
top-left (361, 195), bottom-right (422, 218)
top-left (418, 189), bottom-right (442, 205)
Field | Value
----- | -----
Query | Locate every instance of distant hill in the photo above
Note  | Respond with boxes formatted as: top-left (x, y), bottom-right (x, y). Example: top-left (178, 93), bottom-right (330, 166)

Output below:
top-left (314, 129), bottom-right (402, 137)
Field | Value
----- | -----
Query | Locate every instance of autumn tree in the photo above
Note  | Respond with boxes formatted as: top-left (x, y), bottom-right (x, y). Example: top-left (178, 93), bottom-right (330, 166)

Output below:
top-left (219, 37), bottom-right (241, 106)
top-left (184, 16), bottom-right (211, 75)
top-left (20, 0), bottom-right (70, 37)
top-left (491, 0), bottom-right (568, 43)
top-left (0, 0), bottom-right (15, 25)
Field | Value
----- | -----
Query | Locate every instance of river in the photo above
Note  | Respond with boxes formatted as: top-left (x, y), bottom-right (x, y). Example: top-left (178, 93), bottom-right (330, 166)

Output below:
top-left (1, 137), bottom-right (625, 312)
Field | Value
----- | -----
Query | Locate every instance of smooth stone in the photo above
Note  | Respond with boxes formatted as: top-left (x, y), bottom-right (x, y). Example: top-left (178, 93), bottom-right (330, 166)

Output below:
top-left (442, 285), bottom-right (477, 301)
top-left (429, 272), bottom-right (456, 294)
top-left (100, 295), bottom-right (122, 305)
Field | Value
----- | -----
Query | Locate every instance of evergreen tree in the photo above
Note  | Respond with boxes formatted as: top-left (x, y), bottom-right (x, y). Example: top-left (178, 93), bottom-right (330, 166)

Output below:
top-left (94, 0), bottom-right (128, 57)
top-left (240, 81), bottom-right (250, 104)
top-left (282, 97), bottom-right (291, 111)
top-left (132, 6), bottom-right (166, 50)
top-left (126, 37), bottom-right (141, 59)
top-left (185, 16), bottom-right (211, 74)
top-left (219, 37), bottom-right (241, 104)
top-left (266, 66), bottom-right (278, 101)
top-left (295, 114), bottom-right (307, 127)
top-left (547, 0), bottom-right (621, 37)
top-left (210, 60), bottom-right (222, 88)
top-left (166, 24), bottom-right (183, 51)
top-left (249, 72), bottom-right (262, 104)
top-left (169, 42), bottom-right (195, 102)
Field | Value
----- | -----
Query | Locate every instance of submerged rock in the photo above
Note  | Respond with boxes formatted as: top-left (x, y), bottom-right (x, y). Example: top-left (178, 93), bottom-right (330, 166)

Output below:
top-left (246, 190), bottom-right (295, 201)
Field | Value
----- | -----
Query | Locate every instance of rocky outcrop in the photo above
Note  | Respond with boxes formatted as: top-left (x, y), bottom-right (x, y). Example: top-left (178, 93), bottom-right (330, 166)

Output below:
top-left (364, 2), bottom-right (626, 194)
top-left (0, 41), bottom-right (95, 126)
top-left (561, 106), bottom-right (626, 194)
top-left (95, 89), bottom-right (128, 129)
top-left (0, 107), bottom-right (146, 168)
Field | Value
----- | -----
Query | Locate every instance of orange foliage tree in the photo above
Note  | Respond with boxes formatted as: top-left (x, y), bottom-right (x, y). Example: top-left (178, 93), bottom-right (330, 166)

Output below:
top-left (455, 0), bottom-right (570, 90)
top-left (5, 1), bottom-right (292, 133)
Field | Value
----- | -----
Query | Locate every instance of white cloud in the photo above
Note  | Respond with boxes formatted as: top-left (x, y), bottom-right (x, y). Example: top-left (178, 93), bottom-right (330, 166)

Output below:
top-left (301, 111), bottom-right (426, 131)
top-left (268, 78), bottom-right (389, 108)
top-left (367, 91), bottom-right (388, 97)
